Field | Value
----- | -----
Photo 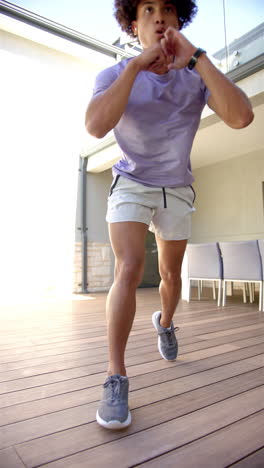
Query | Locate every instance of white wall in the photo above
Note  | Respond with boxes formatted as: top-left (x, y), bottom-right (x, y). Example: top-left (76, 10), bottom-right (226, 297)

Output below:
top-left (191, 149), bottom-right (264, 243)
top-left (75, 169), bottom-right (112, 243)
top-left (0, 28), bottom-right (113, 300)
top-left (86, 171), bottom-right (113, 242)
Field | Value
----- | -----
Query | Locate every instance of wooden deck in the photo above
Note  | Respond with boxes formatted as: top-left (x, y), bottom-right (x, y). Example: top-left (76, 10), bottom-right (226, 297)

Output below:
top-left (0, 288), bottom-right (264, 468)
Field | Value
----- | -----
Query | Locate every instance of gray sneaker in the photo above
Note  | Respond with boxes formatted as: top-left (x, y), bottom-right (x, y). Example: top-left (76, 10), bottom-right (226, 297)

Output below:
top-left (96, 374), bottom-right (131, 430)
top-left (152, 311), bottom-right (179, 361)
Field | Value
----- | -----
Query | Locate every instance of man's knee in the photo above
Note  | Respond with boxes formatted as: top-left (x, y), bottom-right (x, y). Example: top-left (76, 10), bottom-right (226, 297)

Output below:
top-left (159, 266), bottom-right (182, 284)
top-left (115, 258), bottom-right (145, 286)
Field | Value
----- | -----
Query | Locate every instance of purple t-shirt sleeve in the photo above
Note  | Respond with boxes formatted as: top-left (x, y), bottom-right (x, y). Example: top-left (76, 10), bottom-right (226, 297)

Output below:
top-left (193, 68), bottom-right (210, 104)
top-left (92, 66), bottom-right (120, 97)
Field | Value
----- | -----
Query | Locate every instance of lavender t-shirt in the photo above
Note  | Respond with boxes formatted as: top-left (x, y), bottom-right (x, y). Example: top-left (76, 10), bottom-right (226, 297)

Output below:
top-left (93, 58), bottom-right (210, 188)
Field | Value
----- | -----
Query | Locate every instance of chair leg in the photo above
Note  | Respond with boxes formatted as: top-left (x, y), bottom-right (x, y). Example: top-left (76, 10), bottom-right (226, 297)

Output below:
top-left (259, 282), bottom-right (263, 312)
top-left (249, 283), bottom-right (253, 303)
top-left (222, 281), bottom-right (226, 306)
top-left (242, 283), bottom-right (247, 303)
top-left (198, 280), bottom-right (201, 300)
top-left (187, 279), bottom-right (191, 302)
top-left (217, 280), bottom-right (222, 307)
top-left (212, 281), bottom-right (216, 300)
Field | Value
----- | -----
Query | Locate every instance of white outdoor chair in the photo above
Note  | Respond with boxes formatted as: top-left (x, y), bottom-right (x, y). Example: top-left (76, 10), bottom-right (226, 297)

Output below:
top-left (219, 240), bottom-right (263, 311)
top-left (186, 242), bottom-right (223, 307)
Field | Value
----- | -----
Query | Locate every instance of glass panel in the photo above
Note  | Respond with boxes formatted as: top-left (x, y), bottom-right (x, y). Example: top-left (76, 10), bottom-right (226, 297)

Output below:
top-left (10, 0), bottom-right (264, 74)
top-left (224, 0), bottom-right (264, 72)
top-left (184, 0), bottom-right (226, 69)
top-left (10, 0), bottom-right (120, 44)
top-left (183, 0), bottom-right (264, 73)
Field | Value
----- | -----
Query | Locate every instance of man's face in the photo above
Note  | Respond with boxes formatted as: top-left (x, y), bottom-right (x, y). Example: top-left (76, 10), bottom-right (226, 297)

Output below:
top-left (132, 0), bottom-right (180, 49)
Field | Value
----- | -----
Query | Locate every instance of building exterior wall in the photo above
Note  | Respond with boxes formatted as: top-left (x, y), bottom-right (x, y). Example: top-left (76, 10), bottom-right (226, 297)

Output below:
top-left (191, 149), bottom-right (264, 243)
top-left (88, 150), bottom-right (264, 297)
top-left (74, 241), bottom-right (112, 293)
top-left (2, 19), bottom-right (263, 296)
top-left (75, 141), bottom-right (264, 294)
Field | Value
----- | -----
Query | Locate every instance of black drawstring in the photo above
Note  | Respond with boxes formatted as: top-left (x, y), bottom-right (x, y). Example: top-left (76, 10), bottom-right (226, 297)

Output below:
top-left (109, 174), bottom-right (120, 196)
top-left (162, 187), bottom-right (167, 208)
top-left (190, 185), bottom-right (196, 204)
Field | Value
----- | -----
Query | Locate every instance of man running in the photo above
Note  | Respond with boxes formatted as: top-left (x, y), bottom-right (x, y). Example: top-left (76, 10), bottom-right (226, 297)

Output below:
top-left (85, 0), bottom-right (254, 429)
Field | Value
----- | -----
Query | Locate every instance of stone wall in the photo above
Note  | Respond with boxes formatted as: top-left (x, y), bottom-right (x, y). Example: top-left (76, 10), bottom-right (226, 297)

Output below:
top-left (73, 242), bottom-right (112, 293)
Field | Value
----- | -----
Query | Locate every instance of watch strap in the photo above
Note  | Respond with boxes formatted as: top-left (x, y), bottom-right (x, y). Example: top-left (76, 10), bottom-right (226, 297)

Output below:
top-left (187, 48), bottom-right (206, 70)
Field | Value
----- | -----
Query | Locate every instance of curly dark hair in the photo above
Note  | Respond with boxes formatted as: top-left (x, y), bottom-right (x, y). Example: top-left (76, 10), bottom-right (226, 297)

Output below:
top-left (114, 0), bottom-right (198, 37)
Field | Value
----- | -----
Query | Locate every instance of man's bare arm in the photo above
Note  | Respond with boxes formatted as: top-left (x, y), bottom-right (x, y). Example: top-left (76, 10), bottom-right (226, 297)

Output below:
top-left (85, 59), bottom-right (140, 138)
top-left (195, 54), bottom-right (254, 129)
top-left (85, 43), bottom-right (168, 138)
top-left (161, 27), bottom-right (254, 129)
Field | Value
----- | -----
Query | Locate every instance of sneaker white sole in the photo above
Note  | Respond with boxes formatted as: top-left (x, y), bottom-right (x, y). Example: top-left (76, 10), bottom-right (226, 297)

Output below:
top-left (152, 311), bottom-right (176, 362)
top-left (96, 410), bottom-right (131, 430)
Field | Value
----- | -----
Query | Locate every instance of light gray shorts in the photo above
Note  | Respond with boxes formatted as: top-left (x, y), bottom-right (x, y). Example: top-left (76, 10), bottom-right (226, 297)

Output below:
top-left (106, 175), bottom-right (196, 241)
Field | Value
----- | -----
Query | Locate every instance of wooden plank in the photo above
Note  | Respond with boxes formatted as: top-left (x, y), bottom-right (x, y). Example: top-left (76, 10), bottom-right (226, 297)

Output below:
top-left (14, 369), bottom-right (264, 468)
top-left (1, 340), bottom-right (263, 397)
top-left (129, 354), bottom-right (264, 408)
top-left (198, 323), bottom-right (264, 339)
top-left (181, 333), bottom-right (264, 354)
top-left (177, 318), bottom-right (264, 338)
top-left (1, 354), bottom-right (263, 448)
top-left (0, 313), bottom-right (260, 362)
top-left (1, 306), bottom-right (247, 340)
top-left (0, 316), bottom-right (260, 381)
top-left (0, 310), bottom-right (260, 356)
top-left (0, 291), bottom-right (263, 468)
top-left (1, 347), bottom-right (261, 428)
top-left (177, 311), bottom-right (261, 328)
top-left (0, 328), bottom-right (263, 408)
top-left (23, 386), bottom-right (264, 468)
top-left (0, 322), bottom-right (262, 369)
top-left (0, 305), bottom-right (260, 347)
top-left (0, 335), bottom-right (156, 362)
top-left (0, 447), bottom-right (26, 468)
top-left (0, 340), bottom-right (239, 385)
top-left (1, 321), bottom-right (262, 371)
top-left (228, 447), bottom-right (264, 467)
top-left (1, 328), bottom-right (264, 373)
top-left (136, 411), bottom-right (264, 468)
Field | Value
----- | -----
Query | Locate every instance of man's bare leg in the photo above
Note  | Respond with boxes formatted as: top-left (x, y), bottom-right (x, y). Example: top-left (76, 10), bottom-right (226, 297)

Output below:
top-left (155, 236), bottom-right (187, 328)
top-left (106, 222), bottom-right (148, 376)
